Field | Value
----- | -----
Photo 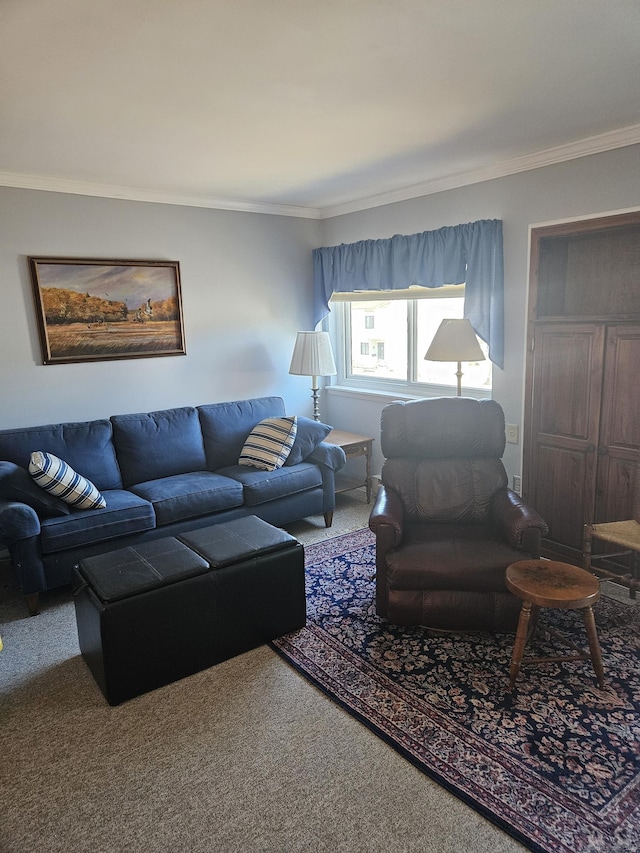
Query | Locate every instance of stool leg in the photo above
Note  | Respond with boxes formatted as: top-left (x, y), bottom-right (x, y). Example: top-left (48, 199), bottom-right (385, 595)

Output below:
top-left (529, 604), bottom-right (541, 642)
top-left (509, 601), bottom-right (532, 691)
top-left (582, 605), bottom-right (605, 689)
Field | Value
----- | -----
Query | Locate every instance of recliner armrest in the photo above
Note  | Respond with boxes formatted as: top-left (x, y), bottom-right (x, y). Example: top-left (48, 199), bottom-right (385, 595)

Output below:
top-left (369, 484), bottom-right (404, 547)
top-left (490, 488), bottom-right (548, 555)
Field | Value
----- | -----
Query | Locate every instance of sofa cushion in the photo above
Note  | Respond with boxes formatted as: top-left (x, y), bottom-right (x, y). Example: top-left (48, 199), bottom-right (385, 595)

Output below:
top-left (0, 461), bottom-right (70, 518)
top-left (39, 490), bottom-right (155, 554)
top-left (238, 416), bottom-right (297, 471)
top-left (29, 451), bottom-right (107, 510)
top-left (217, 462), bottom-right (322, 507)
top-left (198, 397), bottom-right (286, 470)
top-left (111, 407), bottom-right (207, 487)
top-left (130, 471), bottom-right (244, 525)
top-left (285, 417), bottom-right (332, 466)
top-left (0, 419), bottom-right (122, 490)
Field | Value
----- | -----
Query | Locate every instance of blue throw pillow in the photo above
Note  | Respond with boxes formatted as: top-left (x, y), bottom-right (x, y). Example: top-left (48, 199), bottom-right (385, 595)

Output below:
top-left (285, 416), bottom-right (332, 466)
top-left (0, 460), bottom-right (70, 517)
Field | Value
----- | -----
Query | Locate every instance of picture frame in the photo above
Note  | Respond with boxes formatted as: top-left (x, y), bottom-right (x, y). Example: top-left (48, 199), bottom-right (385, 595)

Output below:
top-left (28, 257), bottom-right (186, 365)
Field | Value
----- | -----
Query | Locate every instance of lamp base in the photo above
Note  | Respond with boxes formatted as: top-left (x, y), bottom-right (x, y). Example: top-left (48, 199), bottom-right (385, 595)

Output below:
top-left (311, 386), bottom-right (320, 421)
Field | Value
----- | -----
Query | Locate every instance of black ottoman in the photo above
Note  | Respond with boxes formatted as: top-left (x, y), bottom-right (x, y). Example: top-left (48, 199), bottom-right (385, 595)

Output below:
top-left (74, 516), bottom-right (305, 705)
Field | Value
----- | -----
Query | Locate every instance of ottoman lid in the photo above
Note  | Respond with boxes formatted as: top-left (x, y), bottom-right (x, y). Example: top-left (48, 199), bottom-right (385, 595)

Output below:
top-left (179, 515), bottom-right (299, 568)
top-left (78, 538), bottom-right (209, 603)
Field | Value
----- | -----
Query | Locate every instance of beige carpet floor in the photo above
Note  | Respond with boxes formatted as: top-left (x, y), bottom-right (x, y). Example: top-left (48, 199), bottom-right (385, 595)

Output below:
top-left (0, 492), bottom-right (527, 852)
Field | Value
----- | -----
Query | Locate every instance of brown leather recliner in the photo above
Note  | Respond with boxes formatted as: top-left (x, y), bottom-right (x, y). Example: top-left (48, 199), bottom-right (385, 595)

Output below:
top-left (369, 397), bottom-right (548, 632)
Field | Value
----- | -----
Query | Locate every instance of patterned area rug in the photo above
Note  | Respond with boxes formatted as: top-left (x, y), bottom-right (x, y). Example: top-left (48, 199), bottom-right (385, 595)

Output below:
top-left (271, 529), bottom-right (640, 853)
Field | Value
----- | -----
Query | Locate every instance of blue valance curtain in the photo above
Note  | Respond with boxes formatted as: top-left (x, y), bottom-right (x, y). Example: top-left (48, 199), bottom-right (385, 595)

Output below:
top-left (312, 218), bottom-right (504, 368)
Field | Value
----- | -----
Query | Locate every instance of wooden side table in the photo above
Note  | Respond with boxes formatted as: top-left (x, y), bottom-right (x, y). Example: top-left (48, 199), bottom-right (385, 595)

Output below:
top-left (506, 559), bottom-right (605, 691)
top-left (325, 429), bottom-right (374, 503)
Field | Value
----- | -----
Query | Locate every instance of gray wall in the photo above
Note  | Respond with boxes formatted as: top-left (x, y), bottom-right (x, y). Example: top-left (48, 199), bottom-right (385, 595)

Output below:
top-left (0, 187), bottom-right (322, 428)
top-left (1, 145), bottom-right (639, 488)
top-left (319, 144), bottom-right (640, 484)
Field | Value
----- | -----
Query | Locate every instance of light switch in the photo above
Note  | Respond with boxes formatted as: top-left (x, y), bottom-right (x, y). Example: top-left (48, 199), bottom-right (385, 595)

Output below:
top-left (506, 424), bottom-right (519, 444)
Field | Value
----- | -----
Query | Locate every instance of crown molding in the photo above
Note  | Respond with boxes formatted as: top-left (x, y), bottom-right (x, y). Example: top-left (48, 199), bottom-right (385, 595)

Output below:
top-left (0, 172), bottom-right (322, 219)
top-left (1, 123), bottom-right (638, 220)
top-left (318, 123), bottom-right (640, 219)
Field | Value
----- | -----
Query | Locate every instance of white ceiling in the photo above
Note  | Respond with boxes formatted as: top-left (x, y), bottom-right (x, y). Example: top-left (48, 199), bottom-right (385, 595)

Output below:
top-left (1, 0), bottom-right (639, 218)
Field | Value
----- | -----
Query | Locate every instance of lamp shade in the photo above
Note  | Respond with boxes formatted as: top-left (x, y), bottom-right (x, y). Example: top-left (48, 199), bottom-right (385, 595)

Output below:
top-left (424, 319), bottom-right (485, 363)
top-left (289, 331), bottom-right (337, 378)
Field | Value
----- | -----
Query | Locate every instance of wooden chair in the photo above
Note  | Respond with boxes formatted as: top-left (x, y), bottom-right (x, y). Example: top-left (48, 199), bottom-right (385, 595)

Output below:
top-left (583, 462), bottom-right (640, 599)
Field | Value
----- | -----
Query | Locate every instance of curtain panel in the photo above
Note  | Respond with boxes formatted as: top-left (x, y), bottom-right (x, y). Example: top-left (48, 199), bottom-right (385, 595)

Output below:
top-left (313, 218), bottom-right (504, 368)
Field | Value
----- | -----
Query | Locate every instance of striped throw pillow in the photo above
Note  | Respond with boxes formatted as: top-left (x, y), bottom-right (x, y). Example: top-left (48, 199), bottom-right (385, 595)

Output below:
top-left (238, 416), bottom-right (298, 471)
top-left (29, 451), bottom-right (107, 510)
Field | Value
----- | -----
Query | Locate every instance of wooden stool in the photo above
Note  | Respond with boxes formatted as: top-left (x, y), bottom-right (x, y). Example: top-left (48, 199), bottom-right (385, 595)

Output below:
top-left (506, 559), bottom-right (605, 691)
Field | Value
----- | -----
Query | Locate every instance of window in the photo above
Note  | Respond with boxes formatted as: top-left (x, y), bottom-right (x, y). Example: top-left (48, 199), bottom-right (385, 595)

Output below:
top-left (330, 285), bottom-right (491, 396)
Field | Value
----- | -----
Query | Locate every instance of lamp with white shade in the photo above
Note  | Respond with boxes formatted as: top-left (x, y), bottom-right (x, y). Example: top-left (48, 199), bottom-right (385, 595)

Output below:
top-left (289, 331), bottom-right (337, 421)
top-left (424, 318), bottom-right (486, 396)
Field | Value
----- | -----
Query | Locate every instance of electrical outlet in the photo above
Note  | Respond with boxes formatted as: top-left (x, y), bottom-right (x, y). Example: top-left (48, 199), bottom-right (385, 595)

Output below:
top-left (513, 475), bottom-right (522, 494)
top-left (506, 423), bottom-right (519, 444)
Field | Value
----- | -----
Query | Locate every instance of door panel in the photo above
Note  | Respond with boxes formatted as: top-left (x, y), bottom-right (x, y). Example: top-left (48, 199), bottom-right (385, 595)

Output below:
top-left (535, 327), bottom-right (602, 440)
top-left (526, 324), bottom-right (604, 562)
top-left (525, 214), bottom-right (640, 570)
top-left (596, 325), bottom-right (640, 522)
top-left (596, 456), bottom-right (637, 523)
top-left (533, 443), bottom-right (591, 552)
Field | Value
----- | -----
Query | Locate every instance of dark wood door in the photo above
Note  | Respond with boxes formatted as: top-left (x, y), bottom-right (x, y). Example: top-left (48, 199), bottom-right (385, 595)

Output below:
top-left (525, 323), bottom-right (604, 563)
top-left (596, 324), bottom-right (640, 523)
top-left (524, 213), bottom-right (640, 569)
top-left (525, 322), bottom-right (640, 564)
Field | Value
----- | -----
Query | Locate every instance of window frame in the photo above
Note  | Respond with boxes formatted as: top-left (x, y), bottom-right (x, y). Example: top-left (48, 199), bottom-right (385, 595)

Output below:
top-left (329, 285), bottom-right (492, 399)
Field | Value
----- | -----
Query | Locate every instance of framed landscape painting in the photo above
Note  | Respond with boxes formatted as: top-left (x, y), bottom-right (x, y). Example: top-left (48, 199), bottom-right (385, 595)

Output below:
top-left (29, 258), bottom-right (186, 364)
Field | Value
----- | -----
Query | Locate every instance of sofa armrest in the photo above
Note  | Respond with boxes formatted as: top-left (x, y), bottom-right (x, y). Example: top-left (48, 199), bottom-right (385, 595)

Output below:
top-left (0, 499), bottom-right (41, 544)
top-left (369, 484), bottom-right (404, 547)
top-left (306, 442), bottom-right (347, 519)
top-left (490, 488), bottom-right (548, 555)
top-left (0, 499), bottom-right (46, 601)
top-left (307, 441), bottom-right (346, 471)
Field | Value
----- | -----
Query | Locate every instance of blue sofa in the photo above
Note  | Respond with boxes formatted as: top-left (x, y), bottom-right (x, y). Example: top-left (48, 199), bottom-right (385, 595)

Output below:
top-left (0, 396), bottom-right (346, 615)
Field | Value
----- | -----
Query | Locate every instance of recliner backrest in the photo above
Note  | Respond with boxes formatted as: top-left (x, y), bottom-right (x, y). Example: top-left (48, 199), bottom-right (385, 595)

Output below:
top-left (380, 397), bottom-right (508, 523)
top-left (380, 397), bottom-right (506, 459)
top-left (382, 456), bottom-right (507, 523)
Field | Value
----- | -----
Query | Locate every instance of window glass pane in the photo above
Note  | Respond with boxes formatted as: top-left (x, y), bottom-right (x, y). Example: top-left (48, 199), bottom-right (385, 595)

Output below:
top-left (339, 292), bottom-right (491, 393)
top-left (349, 300), bottom-right (407, 380)
top-left (416, 298), bottom-right (492, 389)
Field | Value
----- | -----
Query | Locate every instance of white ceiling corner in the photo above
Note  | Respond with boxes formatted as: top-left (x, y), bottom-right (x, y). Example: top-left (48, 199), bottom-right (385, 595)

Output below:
top-left (1, 0), bottom-right (639, 218)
